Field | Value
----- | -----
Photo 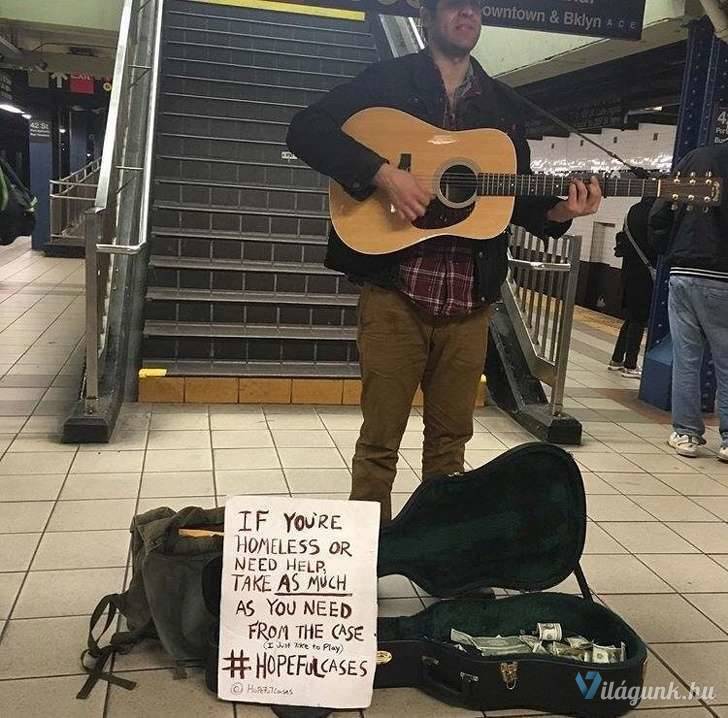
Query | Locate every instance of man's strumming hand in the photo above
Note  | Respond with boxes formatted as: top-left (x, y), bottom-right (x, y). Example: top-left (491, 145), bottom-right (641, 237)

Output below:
top-left (373, 164), bottom-right (435, 222)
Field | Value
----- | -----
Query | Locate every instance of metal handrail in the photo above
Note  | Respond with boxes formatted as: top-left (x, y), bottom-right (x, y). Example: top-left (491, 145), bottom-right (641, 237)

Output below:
top-left (51, 157), bottom-right (102, 191)
top-left (378, 13), bottom-right (424, 55)
top-left (96, 0), bottom-right (164, 256)
top-left (502, 229), bottom-right (582, 415)
top-left (407, 16), bottom-right (425, 49)
top-left (83, 0), bottom-right (164, 411)
top-left (51, 182), bottom-right (100, 190)
top-left (93, 0), bottom-right (134, 212)
top-left (49, 157), bottom-right (102, 242)
top-left (506, 252), bottom-right (572, 272)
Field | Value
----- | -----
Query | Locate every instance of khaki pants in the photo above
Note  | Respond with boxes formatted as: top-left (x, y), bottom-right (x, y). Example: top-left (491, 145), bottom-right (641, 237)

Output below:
top-left (350, 284), bottom-right (490, 522)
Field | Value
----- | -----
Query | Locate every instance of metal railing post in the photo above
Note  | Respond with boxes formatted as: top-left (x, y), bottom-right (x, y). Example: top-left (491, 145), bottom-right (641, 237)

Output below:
top-left (85, 209), bottom-right (101, 412)
top-left (550, 235), bottom-right (581, 416)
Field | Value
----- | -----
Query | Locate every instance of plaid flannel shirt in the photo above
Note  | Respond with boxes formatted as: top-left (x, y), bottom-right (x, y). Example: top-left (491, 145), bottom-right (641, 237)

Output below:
top-left (397, 56), bottom-right (481, 317)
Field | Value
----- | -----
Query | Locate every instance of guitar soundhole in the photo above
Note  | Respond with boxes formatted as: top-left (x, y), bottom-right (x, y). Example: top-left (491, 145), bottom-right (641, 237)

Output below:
top-left (410, 163), bottom-right (476, 231)
top-left (439, 164), bottom-right (477, 205)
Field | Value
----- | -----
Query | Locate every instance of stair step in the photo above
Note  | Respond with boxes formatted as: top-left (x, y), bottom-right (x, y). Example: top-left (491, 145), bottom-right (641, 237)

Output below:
top-left (149, 255), bottom-right (336, 276)
top-left (151, 228), bottom-right (327, 245)
top-left (154, 201), bottom-right (327, 220)
top-left (165, 39), bottom-right (371, 75)
top-left (141, 359), bottom-right (360, 378)
top-left (156, 132), bottom-right (309, 168)
top-left (153, 179), bottom-right (328, 215)
top-left (150, 243), bottom-right (327, 266)
top-left (144, 321), bottom-right (357, 340)
top-left (43, 236), bottom-right (85, 258)
top-left (146, 287), bottom-right (357, 306)
top-left (160, 93), bottom-right (303, 123)
top-left (154, 155), bottom-right (325, 191)
top-left (144, 340), bottom-right (357, 364)
top-left (155, 178), bottom-right (325, 196)
top-left (148, 257), bottom-right (355, 299)
top-left (163, 58), bottom-right (353, 92)
top-left (181, 4), bottom-right (371, 34)
top-left (168, 5), bottom-right (374, 43)
top-left (145, 288), bottom-right (357, 327)
top-left (166, 25), bottom-right (378, 61)
top-left (157, 112), bottom-right (288, 145)
top-left (163, 73), bottom-right (326, 106)
top-left (153, 199), bottom-right (328, 237)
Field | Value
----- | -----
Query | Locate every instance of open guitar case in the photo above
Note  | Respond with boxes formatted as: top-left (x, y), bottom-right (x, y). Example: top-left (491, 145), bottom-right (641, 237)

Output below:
top-left (203, 443), bottom-right (647, 717)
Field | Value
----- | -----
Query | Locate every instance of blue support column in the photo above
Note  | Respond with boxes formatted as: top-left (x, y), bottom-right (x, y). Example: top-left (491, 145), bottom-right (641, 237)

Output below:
top-left (640, 16), bottom-right (725, 412)
top-left (70, 109), bottom-right (89, 172)
top-left (28, 107), bottom-right (53, 251)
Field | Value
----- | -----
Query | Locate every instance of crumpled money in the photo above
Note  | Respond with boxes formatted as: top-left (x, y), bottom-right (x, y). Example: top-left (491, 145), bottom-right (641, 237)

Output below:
top-left (450, 629), bottom-right (532, 656)
top-left (592, 642), bottom-right (627, 664)
top-left (449, 625), bottom-right (626, 663)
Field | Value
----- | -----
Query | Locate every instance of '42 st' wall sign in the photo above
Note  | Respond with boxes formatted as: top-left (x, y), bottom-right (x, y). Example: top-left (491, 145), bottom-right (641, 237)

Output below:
top-left (301, 0), bottom-right (646, 40)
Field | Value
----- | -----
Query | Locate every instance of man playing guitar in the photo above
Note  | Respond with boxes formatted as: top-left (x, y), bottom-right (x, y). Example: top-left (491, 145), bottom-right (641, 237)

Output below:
top-left (287, 0), bottom-right (602, 522)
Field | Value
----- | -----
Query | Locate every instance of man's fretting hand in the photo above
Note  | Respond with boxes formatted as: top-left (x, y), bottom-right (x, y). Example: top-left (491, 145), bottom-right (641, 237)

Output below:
top-left (547, 175), bottom-right (603, 222)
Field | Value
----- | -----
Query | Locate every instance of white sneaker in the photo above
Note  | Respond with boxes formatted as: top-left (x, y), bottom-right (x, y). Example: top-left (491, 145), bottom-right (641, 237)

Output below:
top-left (621, 367), bottom-right (642, 379)
top-left (719, 445), bottom-right (728, 463)
top-left (607, 361), bottom-right (623, 371)
top-left (668, 432), bottom-right (701, 458)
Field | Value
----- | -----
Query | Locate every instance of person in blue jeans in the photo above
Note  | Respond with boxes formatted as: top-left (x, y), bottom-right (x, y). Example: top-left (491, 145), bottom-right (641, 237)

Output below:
top-left (650, 144), bottom-right (728, 462)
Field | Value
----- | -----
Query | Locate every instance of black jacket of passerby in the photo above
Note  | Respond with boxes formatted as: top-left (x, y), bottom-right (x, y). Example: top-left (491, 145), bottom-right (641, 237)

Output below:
top-left (615, 198), bottom-right (657, 321)
top-left (286, 49), bottom-right (571, 305)
top-left (649, 144), bottom-right (728, 275)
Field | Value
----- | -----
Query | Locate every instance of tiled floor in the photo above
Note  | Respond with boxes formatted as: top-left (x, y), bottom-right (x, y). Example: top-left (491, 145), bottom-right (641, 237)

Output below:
top-left (1, 239), bottom-right (727, 717)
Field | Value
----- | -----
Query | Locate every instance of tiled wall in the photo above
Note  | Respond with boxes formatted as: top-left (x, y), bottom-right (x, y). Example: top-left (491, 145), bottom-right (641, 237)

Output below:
top-left (529, 123), bottom-right (676, 269)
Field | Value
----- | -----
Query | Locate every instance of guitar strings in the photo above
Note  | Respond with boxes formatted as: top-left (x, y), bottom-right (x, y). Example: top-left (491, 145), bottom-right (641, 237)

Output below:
top-left (405, 173), bottom-right (653, 184)
top-left (403, 174), bottom-right (658, 193)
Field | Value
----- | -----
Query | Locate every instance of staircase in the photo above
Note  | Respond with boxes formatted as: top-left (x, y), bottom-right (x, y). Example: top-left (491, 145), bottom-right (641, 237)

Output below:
top-left (143, 0), bottom-right (378, 377)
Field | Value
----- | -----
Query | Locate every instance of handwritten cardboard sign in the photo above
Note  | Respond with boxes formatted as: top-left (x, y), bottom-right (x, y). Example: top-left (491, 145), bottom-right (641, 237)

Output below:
top-left (218, 496), bottom-right (380, 708)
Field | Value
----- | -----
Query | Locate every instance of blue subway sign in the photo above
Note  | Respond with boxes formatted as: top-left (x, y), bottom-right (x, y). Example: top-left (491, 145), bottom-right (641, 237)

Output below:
top-left (292, 0), bottom-right (646, 39)
top-left (479, 1), bottom-right (646, 40)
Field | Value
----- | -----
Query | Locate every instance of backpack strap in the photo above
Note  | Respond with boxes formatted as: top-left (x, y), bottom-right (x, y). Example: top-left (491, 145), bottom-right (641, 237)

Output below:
top-left (623, 220), bottom-right (657, 281)
top-left (573, 563), bottom-right (593, 602)
top-left (76, 593), bottom-right (145, 699)
top-left (0, 164), bottom-right (8, 213)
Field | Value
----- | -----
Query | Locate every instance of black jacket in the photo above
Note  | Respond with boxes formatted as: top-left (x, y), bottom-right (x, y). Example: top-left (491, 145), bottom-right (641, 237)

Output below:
top-left (286, 50), bottom-right (571, 304)
top-left (649, 144), bottom-right (728, 274)
top-left (615, 198), bottom-right (656, 319)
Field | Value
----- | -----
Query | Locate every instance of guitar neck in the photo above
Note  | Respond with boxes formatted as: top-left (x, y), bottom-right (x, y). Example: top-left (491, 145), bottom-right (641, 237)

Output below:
top-left (476, 174), bottom-right (661, 199)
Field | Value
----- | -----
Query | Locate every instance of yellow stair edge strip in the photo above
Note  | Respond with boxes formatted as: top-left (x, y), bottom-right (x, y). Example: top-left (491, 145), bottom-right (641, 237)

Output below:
top-left (190, 0), bottom-right (364, 21)
top-left (139, 368), bottom-right (168, 378)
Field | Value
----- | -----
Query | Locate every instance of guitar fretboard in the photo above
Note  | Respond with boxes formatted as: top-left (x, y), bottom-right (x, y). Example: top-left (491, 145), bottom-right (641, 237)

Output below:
top-left (476, 174), bottom-right (660, 199)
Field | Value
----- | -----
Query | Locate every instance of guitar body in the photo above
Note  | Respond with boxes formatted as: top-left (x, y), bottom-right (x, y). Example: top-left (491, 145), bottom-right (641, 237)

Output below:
top-left (329, 107), bottom-right (517, 255)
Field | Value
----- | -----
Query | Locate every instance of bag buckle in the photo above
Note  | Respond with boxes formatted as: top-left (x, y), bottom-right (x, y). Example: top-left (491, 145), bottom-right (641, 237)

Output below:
top-left (500, 661), bottom-right (518, 690)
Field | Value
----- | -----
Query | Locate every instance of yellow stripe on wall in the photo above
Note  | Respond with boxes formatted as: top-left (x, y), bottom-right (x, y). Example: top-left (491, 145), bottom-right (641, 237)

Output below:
top-left (190, 0), bottom-right (365, 21)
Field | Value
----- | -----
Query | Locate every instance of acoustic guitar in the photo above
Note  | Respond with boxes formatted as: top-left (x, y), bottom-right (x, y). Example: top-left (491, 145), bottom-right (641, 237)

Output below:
top-left (329, 107), bottom-right (723, 255)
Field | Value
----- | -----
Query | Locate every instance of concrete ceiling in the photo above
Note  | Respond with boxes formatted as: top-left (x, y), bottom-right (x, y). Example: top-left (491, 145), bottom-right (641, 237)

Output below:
top-left (0, 23), bottom-right (116, 76)
top-left (486, 0), bottom-right (708, 87)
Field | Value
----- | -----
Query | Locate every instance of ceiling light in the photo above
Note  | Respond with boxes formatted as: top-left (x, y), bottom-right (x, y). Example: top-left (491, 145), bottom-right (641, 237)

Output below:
top-left (0, 103), bottom-right (24, 114)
